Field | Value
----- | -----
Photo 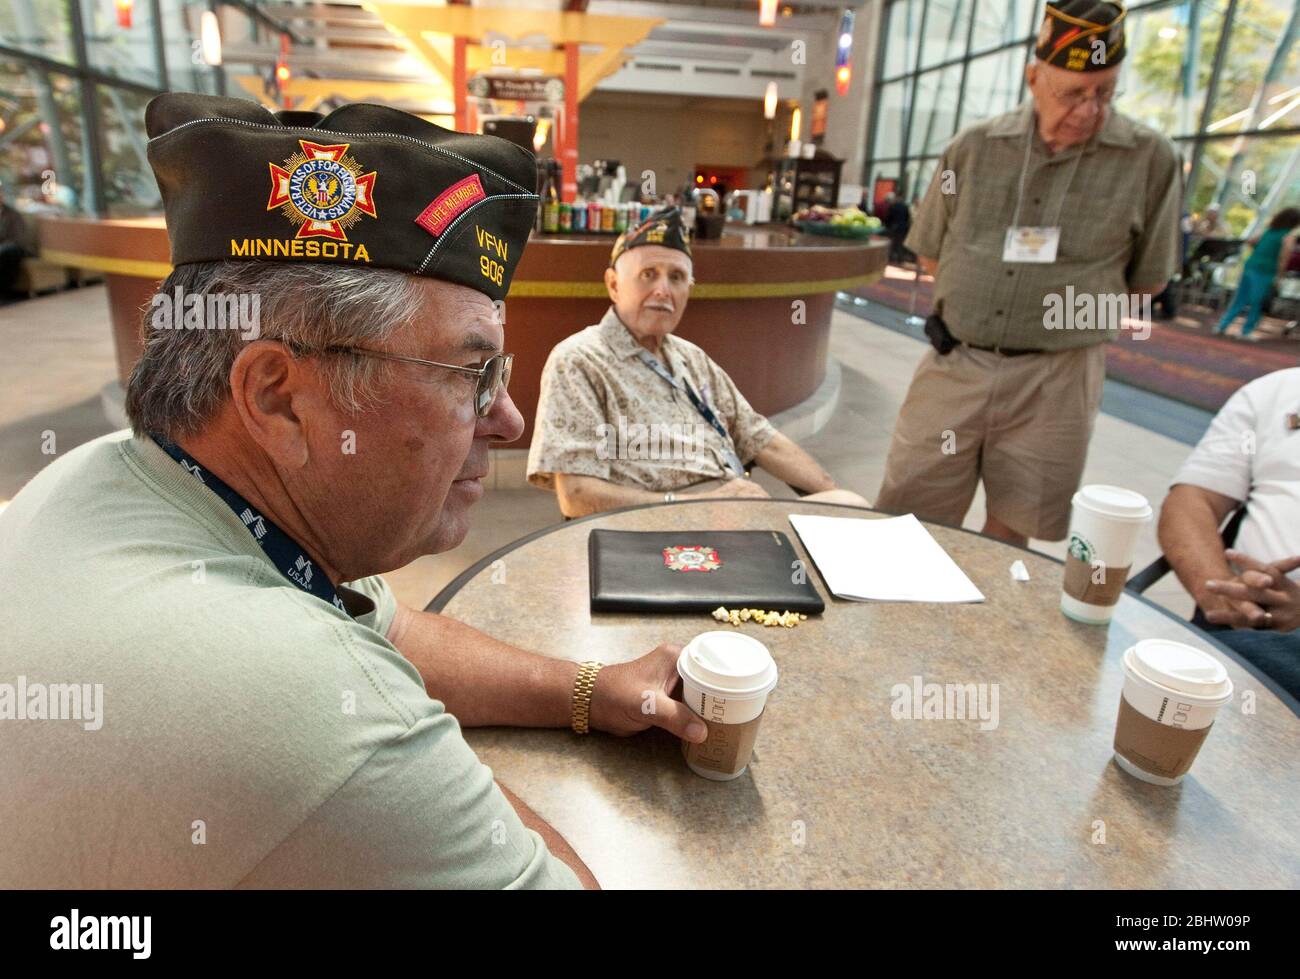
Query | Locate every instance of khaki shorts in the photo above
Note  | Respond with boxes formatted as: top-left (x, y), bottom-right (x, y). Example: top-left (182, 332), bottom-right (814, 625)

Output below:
top-left (875, 343), bottom-right (1105, 541)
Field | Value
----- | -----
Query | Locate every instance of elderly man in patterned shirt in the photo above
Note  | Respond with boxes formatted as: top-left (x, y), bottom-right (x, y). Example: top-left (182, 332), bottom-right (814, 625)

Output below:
top-left (527, 207), bottom-right (868, 518)
top-left (875, 0), bottom-right (1183, 547)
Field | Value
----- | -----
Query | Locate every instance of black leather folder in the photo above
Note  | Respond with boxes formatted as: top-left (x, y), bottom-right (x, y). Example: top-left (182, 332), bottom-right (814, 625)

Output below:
top-left (588, 529), bottom-right (825, 613)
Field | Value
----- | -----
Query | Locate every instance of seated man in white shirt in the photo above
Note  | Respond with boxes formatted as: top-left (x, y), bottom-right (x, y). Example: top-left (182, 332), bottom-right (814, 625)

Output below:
top-left (1157, 367), bottom-right (1300, 700)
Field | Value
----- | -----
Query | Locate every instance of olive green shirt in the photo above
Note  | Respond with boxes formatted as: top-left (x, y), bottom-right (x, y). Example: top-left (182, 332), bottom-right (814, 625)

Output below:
top-left (0, 431), bottom-right (581, 889)
top-left (527, 308), bottom-right (778, 492)
top-left (905, 102), bottom-right (1183, 351)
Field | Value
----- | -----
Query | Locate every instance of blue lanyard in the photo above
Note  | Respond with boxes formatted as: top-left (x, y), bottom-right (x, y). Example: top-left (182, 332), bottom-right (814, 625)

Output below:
top-left (634, 348), bottom-right (746, 477)
top-left (150, 435), bottom-right (350, 615)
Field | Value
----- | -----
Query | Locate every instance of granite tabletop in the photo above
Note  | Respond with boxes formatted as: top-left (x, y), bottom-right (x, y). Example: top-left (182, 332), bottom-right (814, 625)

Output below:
top-left (430, 500), bottom-right (1300, 889)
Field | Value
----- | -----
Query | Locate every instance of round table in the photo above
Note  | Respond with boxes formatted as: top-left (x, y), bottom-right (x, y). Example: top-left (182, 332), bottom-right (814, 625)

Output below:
top-left (427, 500), bottom-right (1300, 888)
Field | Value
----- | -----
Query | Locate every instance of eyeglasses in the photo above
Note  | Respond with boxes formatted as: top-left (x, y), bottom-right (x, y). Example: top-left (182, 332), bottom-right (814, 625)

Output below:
top-left (1040, 73), bottom-right (1123, 112)
top-left (321, 345), bottom-right (513, 417)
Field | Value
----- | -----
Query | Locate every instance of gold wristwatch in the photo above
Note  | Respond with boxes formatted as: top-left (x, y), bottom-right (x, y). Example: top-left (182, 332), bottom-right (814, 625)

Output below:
top-left (571, 660), bottom-right (604, 734)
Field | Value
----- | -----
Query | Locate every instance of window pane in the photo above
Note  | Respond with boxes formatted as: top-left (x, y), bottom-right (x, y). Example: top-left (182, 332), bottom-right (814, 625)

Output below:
top-left (960, 45), bottom-right (1026, 129)
top-left (1189, 135), bottom-right (1300, 237)
top-left (1120, 1), bottom-right (1227, 138)
top-left (79, 0), bottom-right (162, 87)
top-left (883, 0), bottom-right (923, 79)
top-left (160, 0), bottom-right (222, 95)
top-left (0, 62), bottom-right (88, 215)
top-left (0, 0), bottom-right (74, 65)
top-left (970, 0), bottom-right (1031, 55)
top-left (919, 0), bottom-right (973, 69)
top-left (1205, 0), bottom-right (1299, 136)
top-left (908, 65), bottom-right (962, 157)
top-left (873, 79), bottom-right (911, 159)
top-left (98, 85), bottom-right (161, 216)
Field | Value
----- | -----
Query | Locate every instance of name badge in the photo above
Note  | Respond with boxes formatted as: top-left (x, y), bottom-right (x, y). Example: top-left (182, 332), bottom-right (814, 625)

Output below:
top-left (1003, 226), bottom-right (1060, 263)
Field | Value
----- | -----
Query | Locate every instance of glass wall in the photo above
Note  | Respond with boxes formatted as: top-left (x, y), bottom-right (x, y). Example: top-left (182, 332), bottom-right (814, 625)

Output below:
top-left (1, 0), bottom-right (261, 217)
top-left (866, 0), bottom-right (1300, 233)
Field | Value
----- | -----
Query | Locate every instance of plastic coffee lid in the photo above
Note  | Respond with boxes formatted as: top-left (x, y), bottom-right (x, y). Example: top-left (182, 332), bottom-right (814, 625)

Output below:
top-left (1073, 484), bottom-right (1153, 521)
top-left (1125, 639), bottom-right (1232, 701)
top-left (678, 631), bottom-right (778, 698)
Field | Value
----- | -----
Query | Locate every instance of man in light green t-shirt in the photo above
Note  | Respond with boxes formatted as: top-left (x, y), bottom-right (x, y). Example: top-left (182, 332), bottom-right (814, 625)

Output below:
top-left (0, 94), bottom-right (709, 889)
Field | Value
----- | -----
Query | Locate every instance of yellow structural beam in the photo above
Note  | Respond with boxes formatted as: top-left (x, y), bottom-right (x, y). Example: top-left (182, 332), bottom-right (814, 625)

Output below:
top-left (233, 75), bottom-right (454, 113)
top-left (366, 3), bottom-right (661, 104)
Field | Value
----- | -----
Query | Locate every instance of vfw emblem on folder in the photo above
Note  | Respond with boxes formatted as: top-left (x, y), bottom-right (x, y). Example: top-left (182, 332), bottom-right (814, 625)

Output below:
top-left (663, 545), bottom-right (722, 572)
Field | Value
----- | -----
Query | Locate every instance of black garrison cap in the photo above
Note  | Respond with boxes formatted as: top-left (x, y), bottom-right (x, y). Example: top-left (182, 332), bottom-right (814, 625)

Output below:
top-left (1036, 1), bottom-right (1126, 72)
top-left (145, 93), bottom-right (540, 302)
top-left (609, 206), bottom-right (693, 269)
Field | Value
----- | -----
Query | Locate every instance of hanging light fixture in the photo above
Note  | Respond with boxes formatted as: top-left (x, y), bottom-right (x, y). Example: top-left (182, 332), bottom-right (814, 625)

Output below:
top-left (834, 8), bottom-right (854, 96)
top-left (790, 105), bottom-right (802, 142)
top-left (763, 81), bottom-right (778, 119)
top-left (114, 0), bottom-right (133, 29)
top-left (275, 32), bottom-right (291, 88)
top-left (759, 0), bottom-right (778, 28)
top-left (199, 10), bottom-right (222, 66)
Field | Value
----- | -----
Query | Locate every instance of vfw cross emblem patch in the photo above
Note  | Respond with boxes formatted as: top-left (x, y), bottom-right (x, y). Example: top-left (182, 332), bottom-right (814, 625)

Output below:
top-left (663, 545), bottom-right (721, 572)
top-left (268, 140), bottom-right (377, 240)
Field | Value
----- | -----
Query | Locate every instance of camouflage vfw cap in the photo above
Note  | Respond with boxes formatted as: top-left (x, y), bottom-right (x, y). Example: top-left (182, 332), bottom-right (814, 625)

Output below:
top-left (145, 93), bottom-right (539, 302)
top-left (1036, 1), bottom-right (1126, 72)
top-left (609, 206), bottom-right (693, 268)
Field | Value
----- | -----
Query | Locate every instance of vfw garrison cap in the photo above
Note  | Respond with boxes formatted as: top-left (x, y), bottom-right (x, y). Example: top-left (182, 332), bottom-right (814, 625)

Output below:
top-left (145, 93), bottom-right (539, 302)
top-left (609, 206), bottom-right (693, 269)
top-left (1036, 1), bottom-right (1126, 72)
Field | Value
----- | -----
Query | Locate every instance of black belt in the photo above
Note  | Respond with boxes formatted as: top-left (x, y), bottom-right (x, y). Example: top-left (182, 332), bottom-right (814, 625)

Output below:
top-left (963, 341), bottom-right (1045, 357)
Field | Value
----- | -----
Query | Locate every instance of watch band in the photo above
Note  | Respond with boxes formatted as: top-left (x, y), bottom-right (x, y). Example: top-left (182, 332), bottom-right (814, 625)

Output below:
top-left (571, 660), bottom-right (604, 734)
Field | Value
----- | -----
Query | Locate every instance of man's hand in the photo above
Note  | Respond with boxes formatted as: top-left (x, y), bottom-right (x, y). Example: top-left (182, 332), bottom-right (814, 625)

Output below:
top-left (1204, 550), bottom-right (1300, 632)
top-left (699, 478), bottom-right (769, 500)
top-left (588, 643), bottom-right (709, 743)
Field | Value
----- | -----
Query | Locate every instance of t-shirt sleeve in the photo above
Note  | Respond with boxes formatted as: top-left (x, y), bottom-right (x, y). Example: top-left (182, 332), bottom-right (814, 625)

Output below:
top-left (1127, 137), bottom-right (1183, 290)
top-left (1170, 383), bottom-right (1256, 504)
top-left (234, 706), bottom-right (583, 889)
top-left (705, 356), bottom-right (777, 464)
top-left (526, 348), bottom-right (613, 489)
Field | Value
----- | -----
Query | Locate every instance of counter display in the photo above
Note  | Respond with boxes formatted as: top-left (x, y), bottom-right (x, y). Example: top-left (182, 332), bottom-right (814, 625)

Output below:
top-left (38, 216), bottom-right (887, 443)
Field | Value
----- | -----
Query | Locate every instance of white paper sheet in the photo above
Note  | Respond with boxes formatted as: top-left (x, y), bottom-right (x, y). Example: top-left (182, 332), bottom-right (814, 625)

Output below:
top-left (789, 513), bottom-right (985, 603)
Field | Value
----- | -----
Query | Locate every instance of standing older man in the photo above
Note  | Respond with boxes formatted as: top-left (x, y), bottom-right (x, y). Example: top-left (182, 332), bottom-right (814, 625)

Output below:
top-left (527, 207), bottom-right (868, 517)
top-left (876, 0), bottom-right (1182, 546)
top-left (0, 95), bottom-right (708, 889)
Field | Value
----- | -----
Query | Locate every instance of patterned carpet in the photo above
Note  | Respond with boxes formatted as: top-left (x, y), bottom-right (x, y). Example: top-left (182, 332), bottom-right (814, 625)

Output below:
top-left (853, 266), bottom-right (1299, 412)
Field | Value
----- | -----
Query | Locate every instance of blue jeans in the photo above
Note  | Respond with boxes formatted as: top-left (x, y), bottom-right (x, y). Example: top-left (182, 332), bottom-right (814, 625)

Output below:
top-left (1194, 610), bottom-right (1300, 701)
top-left (1218, 267), bottom-right (1275, 336)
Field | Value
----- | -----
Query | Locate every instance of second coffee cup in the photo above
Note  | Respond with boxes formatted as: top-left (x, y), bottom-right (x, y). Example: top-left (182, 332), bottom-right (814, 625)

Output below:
top-left (1061, 484), bottom-right (1153, 625)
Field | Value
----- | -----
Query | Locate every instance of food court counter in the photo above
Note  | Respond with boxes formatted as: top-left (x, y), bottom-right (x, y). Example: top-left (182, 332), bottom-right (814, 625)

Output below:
top-left (37, 215), bottom-right (888, 443)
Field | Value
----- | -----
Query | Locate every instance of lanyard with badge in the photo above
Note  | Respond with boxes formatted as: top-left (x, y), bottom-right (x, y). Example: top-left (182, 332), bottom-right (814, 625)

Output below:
top-left (150, 434), bottom-right (351, 615)
top-left (634, 349), bottom-right (747, 477)
top-left (1003, 122), bottom-right (1084, 264)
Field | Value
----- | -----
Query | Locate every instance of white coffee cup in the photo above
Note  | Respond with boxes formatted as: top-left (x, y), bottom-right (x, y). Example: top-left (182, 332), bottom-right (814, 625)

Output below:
top-left (1060, 484), bottom-right (1153, 625)
top-left (1113, 639), bottom-right (1233, 785)
top-left (677, 631), bottom-right (778, 781)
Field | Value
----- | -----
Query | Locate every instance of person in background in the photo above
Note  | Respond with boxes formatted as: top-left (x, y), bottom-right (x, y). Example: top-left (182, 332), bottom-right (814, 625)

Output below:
top-left (882, 192), bottom-right (912, 264)
top-left (876, 0), bottom-right (1182, 547)
top-left (1215, 208), bottom-right (1300, 341)
top-left (1192, 203), bottom-right (1226, 238)
top-left (0, 182), bottom-right (36, 297)
top-left (1157, 366), bottom-right (1300, 700)
top-left (528, 207), bottom-right (870, 518)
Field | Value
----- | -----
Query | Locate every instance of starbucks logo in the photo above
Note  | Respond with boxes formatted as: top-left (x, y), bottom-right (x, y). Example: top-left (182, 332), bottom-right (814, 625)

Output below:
top-left (1068, 532), bottom-right (1093, 563)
